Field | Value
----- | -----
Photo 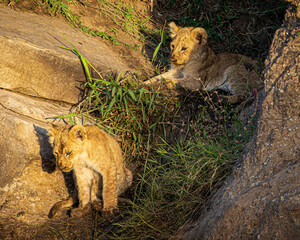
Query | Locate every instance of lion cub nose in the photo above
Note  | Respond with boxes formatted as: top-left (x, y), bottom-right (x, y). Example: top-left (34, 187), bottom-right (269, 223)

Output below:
top-left (171, 56), bottom-right (177, 63)
top-left (58, 162), bottom-right (65, 169)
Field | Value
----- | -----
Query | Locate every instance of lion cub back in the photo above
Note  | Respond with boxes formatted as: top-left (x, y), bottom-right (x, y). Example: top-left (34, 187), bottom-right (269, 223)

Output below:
top-left (83, 126), bottom-right (132, 193)
top-left (84, 125), bottom-right (123, 165)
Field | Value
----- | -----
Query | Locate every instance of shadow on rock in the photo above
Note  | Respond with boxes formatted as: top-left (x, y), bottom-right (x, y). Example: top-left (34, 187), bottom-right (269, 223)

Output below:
top-left (33, 124), bottom-right (56, 173)
top-left (33, 124), bottom-right (76, 197)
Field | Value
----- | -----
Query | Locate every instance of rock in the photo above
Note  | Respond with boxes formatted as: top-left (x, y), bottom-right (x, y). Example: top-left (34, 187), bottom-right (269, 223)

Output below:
top-left (174, 5), bottom-right (300, 240)
top-left (0, 7), bottom-right (131, 104)
top-left (0, 3), bottom-right (150, 239)
top-left (0, 90), bottom-right (71, 189)
top-left (0, 6), bottom-right (142, 191)
top-left (0, 159), bottom-right (78, 239)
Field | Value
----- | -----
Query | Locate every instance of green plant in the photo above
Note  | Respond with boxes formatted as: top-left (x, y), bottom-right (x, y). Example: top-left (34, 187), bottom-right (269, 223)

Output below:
top-left (52, 36), bottom-right (178, 163)
top-left (97, 0), bottom-right (152, 39)
top-left (151, 23), bottom-right (167, 64)
top-left (44, 0), bottom-right (80, 27)
top-left (91, 93), bottom-right (254, 239)
top-left (0, 0), bottom-right (288, 238)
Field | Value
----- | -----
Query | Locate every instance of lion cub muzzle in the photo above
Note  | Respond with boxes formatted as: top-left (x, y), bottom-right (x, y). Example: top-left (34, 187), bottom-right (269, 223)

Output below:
top-left (171, 56), bottom-right (177, 64)
top-left (58, 160), bottom-right (72, 172)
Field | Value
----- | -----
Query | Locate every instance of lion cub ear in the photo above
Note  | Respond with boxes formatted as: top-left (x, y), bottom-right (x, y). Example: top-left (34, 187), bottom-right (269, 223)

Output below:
top-left (169, 22), bottom-right (180, 38)
top-left (191, 27), bottom-right (208, 45)
top-left (69, 125), bottom-right (87, 142)
top-left (47, 123), bottom-right (60, 135)
top-left (47, 123), bottom-right (60, 144)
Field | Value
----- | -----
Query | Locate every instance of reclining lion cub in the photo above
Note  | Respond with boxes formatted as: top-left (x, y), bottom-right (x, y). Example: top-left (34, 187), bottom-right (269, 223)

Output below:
top-left (144, 22), bottom-right (262, 104)
top-left (47, 124), bottom-right (132, 218)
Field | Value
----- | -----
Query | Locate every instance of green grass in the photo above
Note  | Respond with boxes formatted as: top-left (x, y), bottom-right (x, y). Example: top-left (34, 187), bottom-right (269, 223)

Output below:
top-left (52, 37), bottom-right (178, 162)
top-left (106, 116), bottom-right (252, 239)
top-left (44, 0), bottom-right (80, 25)
top-left (1, 0), bottom-right (152, 48)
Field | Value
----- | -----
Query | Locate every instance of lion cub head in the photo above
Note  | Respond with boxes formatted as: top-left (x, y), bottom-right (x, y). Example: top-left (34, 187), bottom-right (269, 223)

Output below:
top-left (168, 22), bottom-right (208, 68)
top-left (48, 124), bottom-right (87, 172)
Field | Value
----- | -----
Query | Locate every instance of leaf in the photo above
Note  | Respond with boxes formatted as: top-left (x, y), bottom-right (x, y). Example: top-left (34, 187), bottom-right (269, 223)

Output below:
top-left (148, 93), bottom-right (156, 112)
top-left (105, 96), bottom-right (117, 116)
top-left (112, 86), bottom-right (117, 97)
top-left (124, 97), bottom-right (129, 114)
top-left (138, 87), bottom-right (145, 102)
top-left (152, 42), bottom-right (162, 62)
top-left (117, 87), bottom-right (123, 97)
top-left (128, 89), bottom-right (137, 101)
top-left (80, 55), bottom-right (92, 82)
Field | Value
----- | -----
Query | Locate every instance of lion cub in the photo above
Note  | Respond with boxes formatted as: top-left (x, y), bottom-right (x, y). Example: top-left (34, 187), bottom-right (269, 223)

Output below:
top-left (47, 124), bottom-right (132, 218)
top-left (144, 22), bottom-right (262, 104)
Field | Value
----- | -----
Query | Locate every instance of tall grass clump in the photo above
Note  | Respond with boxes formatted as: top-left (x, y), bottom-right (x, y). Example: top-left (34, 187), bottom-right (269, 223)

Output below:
top-left (54, 39), bottom-right (178, 163)
top-left (108, 118), bottom-right (251, 239)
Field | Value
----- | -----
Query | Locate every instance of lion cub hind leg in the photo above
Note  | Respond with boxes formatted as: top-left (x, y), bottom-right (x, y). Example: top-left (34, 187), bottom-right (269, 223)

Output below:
top-left (222, 65), bottom-right (256, 104)
top-left (118, 168), bottom-right (133, 195)
top-left (101, 168), bottom-right (119, 218)
top-left (91, 173), bottom-right (103, 211)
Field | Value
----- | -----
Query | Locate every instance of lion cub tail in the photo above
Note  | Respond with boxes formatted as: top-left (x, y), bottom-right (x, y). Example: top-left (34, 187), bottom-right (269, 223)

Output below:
top-left (125, 168), bottom-right (133, 188)
top-left (117, 168), bottom-right (133, 196)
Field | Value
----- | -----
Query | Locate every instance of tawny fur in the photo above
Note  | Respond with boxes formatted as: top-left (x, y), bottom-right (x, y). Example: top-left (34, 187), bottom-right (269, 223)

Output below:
top-left (144, 22), bottom-right (263, 104)
top-left (47, 124), bottom-right (132, 218)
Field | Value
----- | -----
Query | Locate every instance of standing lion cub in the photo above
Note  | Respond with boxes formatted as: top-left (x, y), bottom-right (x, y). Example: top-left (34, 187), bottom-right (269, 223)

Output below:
top-left (144, 22), bottom-right (263, 104)
top-left (47, 124), bottom-right (132, 218)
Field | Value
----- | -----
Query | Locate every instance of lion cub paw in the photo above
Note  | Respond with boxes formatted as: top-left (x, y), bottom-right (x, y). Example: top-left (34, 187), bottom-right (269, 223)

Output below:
top-left (91, 200), bottom-right (102, 211)
top-left (70, 204), bottom-right (93, 218)
top-left (102, 207), bottom-right (119, 219)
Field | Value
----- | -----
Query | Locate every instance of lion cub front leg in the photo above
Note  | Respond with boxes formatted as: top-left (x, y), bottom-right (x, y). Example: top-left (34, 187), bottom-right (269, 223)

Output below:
top-left (144, 69), bottom-right (204, 91)
top-left (143, 68), bottom-right (180, 87)
top-left (71, 167), bottom-right (95, 217)
top-left (90, 173), bottom-right (102, 211)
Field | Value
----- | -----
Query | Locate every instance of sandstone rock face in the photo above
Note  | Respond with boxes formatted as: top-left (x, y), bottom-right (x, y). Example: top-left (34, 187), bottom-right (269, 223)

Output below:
top-left (174, 6), bottom-right (300, 240)
top-left (0, 7), bottom-right (140, 191)
top-left (0, 7), bottom-right (130, 104)
top-left (0, 5), bottom-right (148, 237)
top-left (0, 90), bottom-right (71, 189)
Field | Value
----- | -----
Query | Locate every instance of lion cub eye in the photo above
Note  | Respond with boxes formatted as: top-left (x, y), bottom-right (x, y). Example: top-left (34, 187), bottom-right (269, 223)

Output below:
top-left (181, 46), bottom-right (188, 52)
top-left (65, 151), bottom-right (73, 157)
top-left (170, 44), bottom-right (175, 50)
